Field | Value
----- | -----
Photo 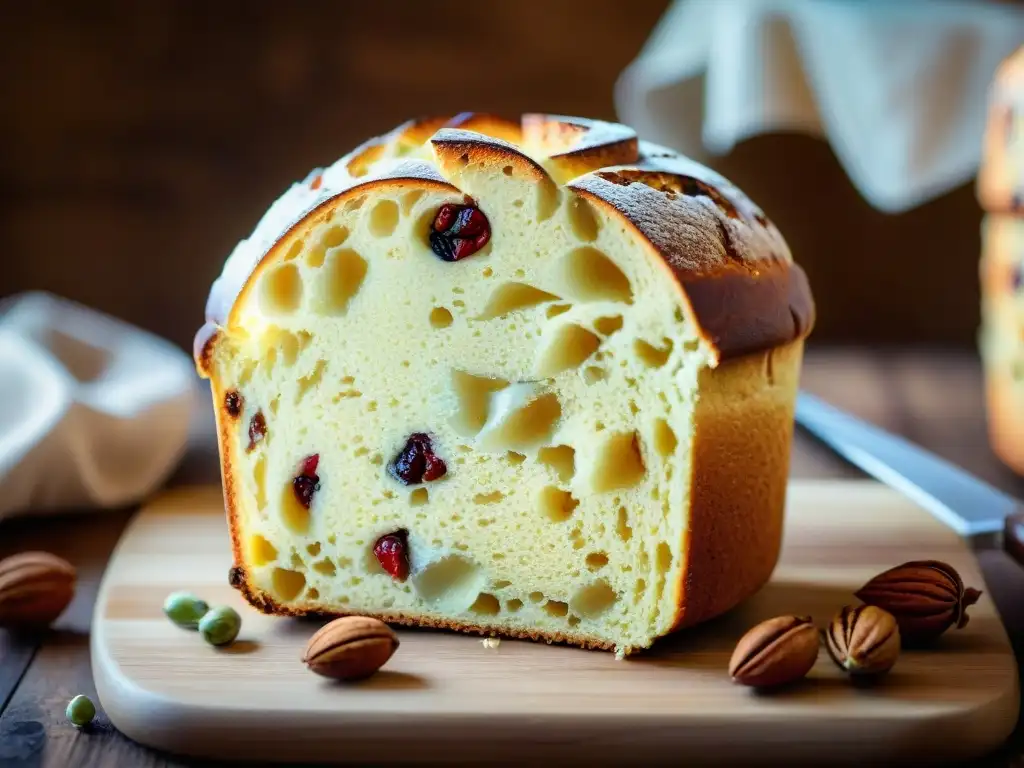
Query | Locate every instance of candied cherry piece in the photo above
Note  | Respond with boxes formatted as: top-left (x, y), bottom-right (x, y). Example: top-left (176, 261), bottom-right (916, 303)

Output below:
top-left (429, 203), bottom-right (491, 262)
top-left (225, 390), bottom-right (243, 418)
top-left (247, 412), bottom-right (266, 451)
top-left (374, 530), bottom-right (410, 581)
top-left (388, 433), bottom-right (447, 485)
top-left (293, 454), bottom-right (320, 509)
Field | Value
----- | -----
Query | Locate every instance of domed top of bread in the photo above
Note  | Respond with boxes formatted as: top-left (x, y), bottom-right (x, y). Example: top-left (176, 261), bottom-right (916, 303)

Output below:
top-left (196, 113), bottom-right (814, 370)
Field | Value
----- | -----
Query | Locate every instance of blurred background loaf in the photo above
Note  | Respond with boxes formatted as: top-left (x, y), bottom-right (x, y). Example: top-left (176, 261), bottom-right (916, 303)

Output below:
top-left (0, 0), bottom-right (1000, 352)
top-left (979, 46), bottom-right (1024, 474)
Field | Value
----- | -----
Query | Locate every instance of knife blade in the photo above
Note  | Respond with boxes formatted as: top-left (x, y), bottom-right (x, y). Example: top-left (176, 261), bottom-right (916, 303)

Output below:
top-left (794, 390), bottom-right (1024, 566)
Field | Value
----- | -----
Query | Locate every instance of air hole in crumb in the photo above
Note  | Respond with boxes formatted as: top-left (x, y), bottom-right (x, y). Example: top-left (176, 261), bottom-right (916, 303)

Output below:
top-left (502, 165), bottom-right (514, 176)
top-left (657, 542), bottom-right (673, 574)
top-left (544, 600), bottom-right (569, 617)
top-left (290, 552), bottom-right (305, 569)
top-left (253, 454), bottom-right (268, 510)
top-left (312, 558), bottom-right (336, 576)
top-left (477, 390), bottom-right (561, 451)
top-left (271, 568), bottom-right (306, 601)
top-left (583, 366), bottom-right (606, 384)
top-left (259, 263), bottom-right (303, 315)
top-left (470, 592), bottom-right (501, 615)
top-left (545, 303), bottom-right (572, 319)
top-left (474, 491), bottom-right (504, 505)
top-left (534, 323), bottom-right (601, 377)
top-left (409, 487), bottom-right (429, 506)
top-left (296, 360), bottom-right (326, 401)
top-left (306, 587), bottom-right (320, 600)
top-left (249, 535), bottom-right (277, 566)
top-left (537, 179), bottom-right (560, 221)
top-left (538, 486), bottom-right (579, 522)
top-left (529, 591), bottom-right (544, 603)
top-left (635, 579), bottom-right (647, 600)
top-left (567, 195), bottom-right (600, 242)
top-left (368, 199), bottom-right (400, 237)
top-left (570, 580), bottom-right (617, 618)
top-left (401, 190), bottom-right (425, 214)
top-left (568, 615), bottom-right (581, 627)
top-left (559, 247), bottom-right (633, 304)
top-left (280, 483), bottom-right (311, 534)
top-left (591, 432), bottom-right (645, 493)
top-left (653, 419), bottom-right (677, 458)
top-left (507, 598), bottom-right (523, 612)
top-left (306, 542), bottom-right (321, 557)
top-left (314, 248), bottom-right (367, 315)
top-left (682, 339), bottom-right (701, 352)
top-left (505, 451), bottom-right (527, 465)
top-left (284, 240), bottom-right (304, 261)
top-left (634, 338), bottom-right (673, 368)
top-left (450, 371), bottom-right (510, 435)
top-left (478, 282), bottom-right (561, 320)
top-left (429, 307), bottom-right (454, 328)
top-left (494, 579), bottom-right (512, 589)
top-left (585, 552), bottom-right (609, 570)
top-left (616, 507), bottom-right (633, 541)
top-left (537, 445), bottom-right (575, 482)
top-left (593, 315), bottom-right (623, 336)
top-left (412, 555), bottom-right (484, 611)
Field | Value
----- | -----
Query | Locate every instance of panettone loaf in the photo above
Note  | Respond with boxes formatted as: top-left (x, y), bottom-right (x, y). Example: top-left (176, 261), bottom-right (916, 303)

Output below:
top-left (980, 213), bottom-right (1024, 474)
top-left (194, 113), bottom-right (814, 654)
top-left (979, 46), bottom-right (1024, 214)
top-left (980, 46), bottom-right (1024, 475)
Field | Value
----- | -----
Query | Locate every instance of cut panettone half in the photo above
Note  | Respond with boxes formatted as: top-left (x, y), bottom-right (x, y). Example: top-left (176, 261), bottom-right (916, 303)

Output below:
top-left (195, 113), bottom-right (814, 655)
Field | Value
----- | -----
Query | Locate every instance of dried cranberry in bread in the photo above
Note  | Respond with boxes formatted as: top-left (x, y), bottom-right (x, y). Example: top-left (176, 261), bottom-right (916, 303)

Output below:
top-left (194, 113), bottom-right (814, 654)
top-left (979, 46), bottom-right (1024, 214)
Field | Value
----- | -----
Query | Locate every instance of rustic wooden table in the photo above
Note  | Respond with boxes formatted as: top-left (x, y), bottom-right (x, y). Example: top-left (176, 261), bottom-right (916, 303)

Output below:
top-left (1, 347), bottom-right (1023, 767)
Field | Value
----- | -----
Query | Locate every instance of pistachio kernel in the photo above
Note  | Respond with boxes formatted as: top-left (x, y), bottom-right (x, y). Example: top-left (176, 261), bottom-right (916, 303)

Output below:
top-left (199, 605), bottom-right (242, 647)
top-left (66, 694), bottom-right (96, 727)
top-left (162, 591), bottom-right (210, 629)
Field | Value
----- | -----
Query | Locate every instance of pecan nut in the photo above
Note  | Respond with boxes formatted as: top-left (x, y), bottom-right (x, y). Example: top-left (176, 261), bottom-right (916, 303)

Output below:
top-left (0, 551), bottom-right (76, 628)
top-left (303, 616), bottom-right (399, 681)
top-left (825, 605), bottom-right (900, 676)
top-left (728, 615), bottom-right (819, 688)
top-left (855, 560), bottom-right (982, 645)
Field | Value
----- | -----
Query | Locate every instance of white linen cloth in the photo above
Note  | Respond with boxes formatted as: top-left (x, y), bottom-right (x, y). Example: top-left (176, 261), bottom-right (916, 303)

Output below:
top-left (0, 292), bottom-right (198, 520)
top-left (615, 0), bottom-right (1024, 213)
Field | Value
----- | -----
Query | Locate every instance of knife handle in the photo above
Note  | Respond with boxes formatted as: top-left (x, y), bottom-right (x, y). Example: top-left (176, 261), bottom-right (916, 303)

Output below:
top-left (1005, 508), bottom-right (1024, 567)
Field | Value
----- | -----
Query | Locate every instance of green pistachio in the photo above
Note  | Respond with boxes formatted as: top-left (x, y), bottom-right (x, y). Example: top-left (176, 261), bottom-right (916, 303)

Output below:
top-left (162, 591), bottom-right (209, 629)
top-left (199, 605), bottom-right (242, 646)
top-left (66, 694), bottom-right (96, 727)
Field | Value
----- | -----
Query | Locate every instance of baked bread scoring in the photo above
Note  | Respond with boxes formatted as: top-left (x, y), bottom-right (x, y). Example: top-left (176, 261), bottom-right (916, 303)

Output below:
top-left (195, 113), bottom-right (814, 654)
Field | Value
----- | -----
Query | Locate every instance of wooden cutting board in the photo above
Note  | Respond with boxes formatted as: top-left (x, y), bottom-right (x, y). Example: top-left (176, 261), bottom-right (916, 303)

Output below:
top-left (92, 481), bottom-right (1019, 766)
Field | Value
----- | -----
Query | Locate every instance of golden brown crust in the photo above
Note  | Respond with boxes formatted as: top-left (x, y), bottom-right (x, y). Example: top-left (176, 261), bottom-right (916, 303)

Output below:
top-left (670, 341), bottom-right (801, 630)
top-left (430, 128), bottom-right (551, 182)
top-left (682, 261), bottom-right (814, 361)
top-left (985, 369), bottom-right (1024, 476)
top-left (447, 112), bottom-right (523, 144)
top-left (574, 174), bottom-right (812, 364)
top-left (522, 114), bottom-right (638, 183)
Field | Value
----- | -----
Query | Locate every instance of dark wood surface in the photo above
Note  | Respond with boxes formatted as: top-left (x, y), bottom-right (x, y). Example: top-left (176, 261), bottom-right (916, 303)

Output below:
top-left (1, 346), bottom-right (1024, 766)
top-left (0, 0), bottom-right (999, 350)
